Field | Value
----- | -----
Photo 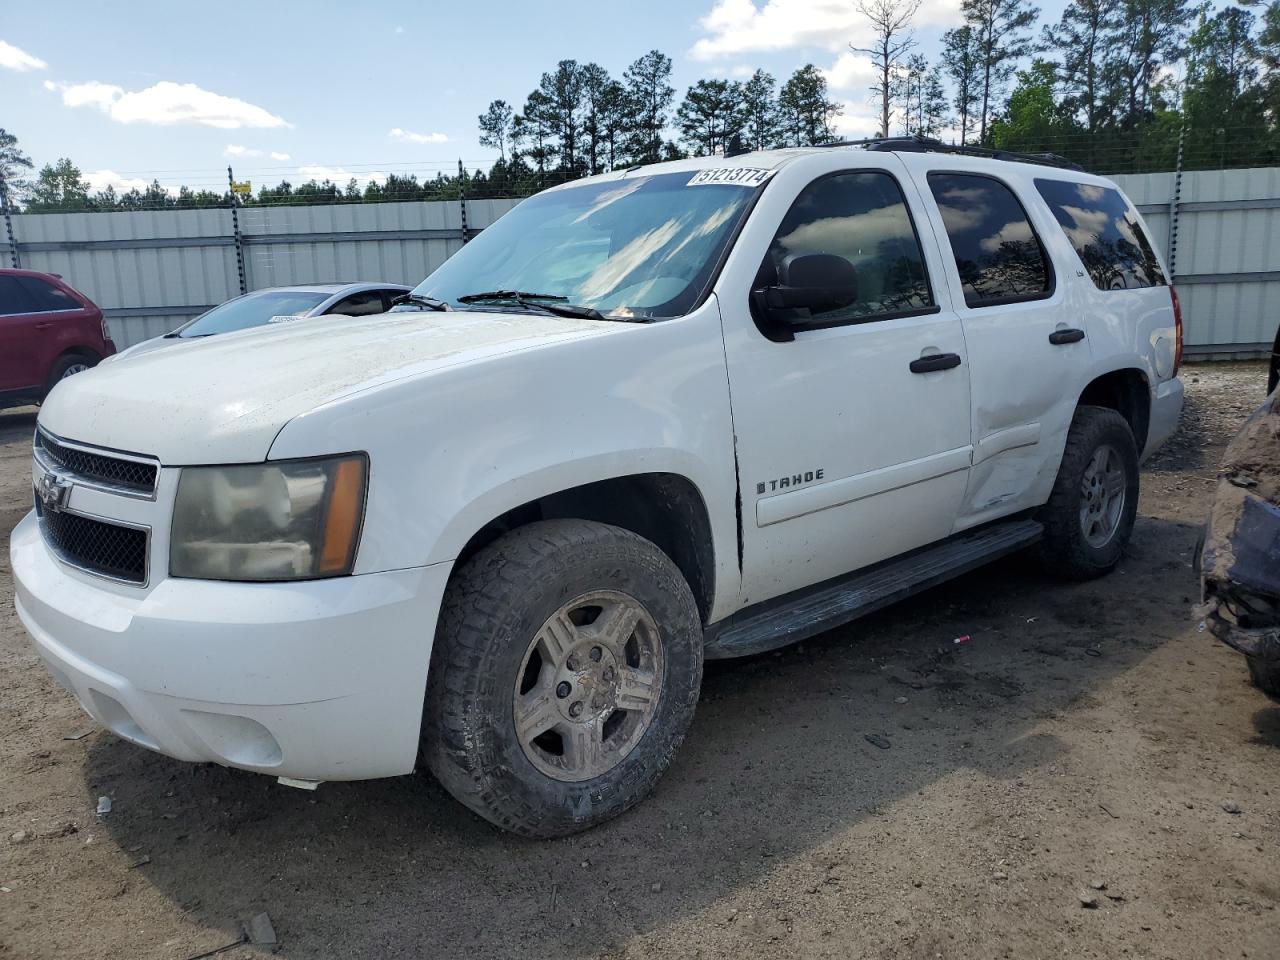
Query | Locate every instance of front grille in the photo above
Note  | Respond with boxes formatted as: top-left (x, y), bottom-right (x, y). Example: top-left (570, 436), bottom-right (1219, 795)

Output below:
top-left (38, 506), bottom-right (148, 584)
top-left (35, 431), bottom-right (157, 496)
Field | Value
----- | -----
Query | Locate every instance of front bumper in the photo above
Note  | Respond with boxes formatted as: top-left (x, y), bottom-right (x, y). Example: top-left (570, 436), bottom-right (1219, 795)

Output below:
top-left (11, 511), bottom-right (452, 780)
top-left (1143, 375), bottom-right (1184, 461)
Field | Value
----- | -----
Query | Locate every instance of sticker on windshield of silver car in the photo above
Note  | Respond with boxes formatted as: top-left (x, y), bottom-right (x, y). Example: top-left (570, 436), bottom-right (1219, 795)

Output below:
top-left (687, 167), bottom-right (776, 187)
top-left (268, 315), bottom-right (303, 324)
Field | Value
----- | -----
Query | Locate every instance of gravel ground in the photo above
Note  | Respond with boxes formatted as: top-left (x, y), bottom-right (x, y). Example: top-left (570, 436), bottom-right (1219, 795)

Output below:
top-left (1, 362), bottom-right (1277, 960)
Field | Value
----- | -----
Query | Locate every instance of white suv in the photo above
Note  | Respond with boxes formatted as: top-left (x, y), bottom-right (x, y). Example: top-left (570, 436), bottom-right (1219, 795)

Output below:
top-left (10, 139), bottom-right (1184, 837)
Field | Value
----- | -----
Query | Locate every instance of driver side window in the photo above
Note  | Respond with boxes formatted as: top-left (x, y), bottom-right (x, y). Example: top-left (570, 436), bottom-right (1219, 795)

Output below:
top-left (756, 171), bottom-right (934, 328)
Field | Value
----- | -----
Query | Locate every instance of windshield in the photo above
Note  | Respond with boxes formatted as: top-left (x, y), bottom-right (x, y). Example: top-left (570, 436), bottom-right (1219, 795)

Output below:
top-left (408, 170), bottom-right (765, 320)
top-left (177, 291), bottom-right (329, 338)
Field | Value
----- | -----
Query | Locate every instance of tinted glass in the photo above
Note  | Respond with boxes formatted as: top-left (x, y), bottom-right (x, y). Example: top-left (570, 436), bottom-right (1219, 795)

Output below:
top-left (17, 276), bottom-right (80, 311)
top-left (409, 171), bottom-right (762, 320)
top-left (759, 171), bottom-right (932, 324)
top-left (177, 291), bottom-right (328, 337)
top-left (0, 276), bottom-right (38, 316)
top-left (327, 291), bottom-right (385, 316)
top-left (1034, 178), bottom-right (1166, 290)
top-left (928, 173), bottom-right (1051, 306)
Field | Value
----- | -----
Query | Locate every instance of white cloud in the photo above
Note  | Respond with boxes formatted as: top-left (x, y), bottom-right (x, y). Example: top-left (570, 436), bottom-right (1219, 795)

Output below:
top-left (389, 127), bottom-right (448, 144)
top-left (298, 165), bottom-right (387, 187)
top-left (394, 24), bottom-right (405, 33)
top-left (690, 0), bottom-right (962, 59)
top-left (52, 80), bottom-right (289, 128)
top-left (0, 39), bottom-right (46, 72)
top-left (831, 106), bottom-right (882, 138)
top-left (83, 169), bottom-right (152, 193)
top-left (823, 51), bottom-right (879, 93)
top-left (224, 144), bottom-right (292, 160)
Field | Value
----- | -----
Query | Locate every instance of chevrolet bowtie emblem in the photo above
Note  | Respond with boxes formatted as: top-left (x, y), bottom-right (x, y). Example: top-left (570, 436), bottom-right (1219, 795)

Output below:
top-left (36, 470), bottom-right (71, 512)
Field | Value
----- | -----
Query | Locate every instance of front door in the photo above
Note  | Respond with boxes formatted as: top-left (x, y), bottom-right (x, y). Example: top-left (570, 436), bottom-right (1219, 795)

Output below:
top-left (720, 164), bottom-right (974, 608)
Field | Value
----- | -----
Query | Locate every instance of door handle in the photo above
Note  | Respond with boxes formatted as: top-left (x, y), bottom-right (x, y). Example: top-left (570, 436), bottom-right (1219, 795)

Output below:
top-left (909, 353), bottom-right (962, 373)
top-left (1049, 328), bottom-right (1086, 345)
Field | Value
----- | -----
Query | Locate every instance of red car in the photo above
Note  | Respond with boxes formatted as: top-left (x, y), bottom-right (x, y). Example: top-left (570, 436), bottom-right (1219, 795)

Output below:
top-left (0, 268), bottom-right (115, 410)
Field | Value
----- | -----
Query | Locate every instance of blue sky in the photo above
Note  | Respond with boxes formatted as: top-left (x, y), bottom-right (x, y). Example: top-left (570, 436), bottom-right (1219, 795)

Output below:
top-left (1, 0), bottom-right (1074, 194)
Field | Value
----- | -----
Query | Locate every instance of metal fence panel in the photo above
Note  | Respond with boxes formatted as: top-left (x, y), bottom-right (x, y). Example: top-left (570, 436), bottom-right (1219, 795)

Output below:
top-left (1113, 167), bottom-right (1280, 356)
top-left (4, 197), bottom-right (520, 348)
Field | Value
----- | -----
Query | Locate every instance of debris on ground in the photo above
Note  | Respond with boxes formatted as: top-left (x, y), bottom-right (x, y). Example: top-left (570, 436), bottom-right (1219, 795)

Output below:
top-left (243, 911), bottom-right (277, 945)
top-left (95, 796), bottom-right (112, 816)
top-left (1223, 800), bottom-right (1243, 814)
top-left (62, 730), bottom-right (92, 741)
top-left (864, 733), bottom-right (891, 750)
top-left (953, 634), bottom-right (971, 645)
top-left (1079, 895), bottom-right (1100, 909)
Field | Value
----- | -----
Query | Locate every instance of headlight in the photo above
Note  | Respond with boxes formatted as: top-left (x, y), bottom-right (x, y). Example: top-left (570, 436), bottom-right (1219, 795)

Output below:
top-left (170, 455), bottom-right (367, 581)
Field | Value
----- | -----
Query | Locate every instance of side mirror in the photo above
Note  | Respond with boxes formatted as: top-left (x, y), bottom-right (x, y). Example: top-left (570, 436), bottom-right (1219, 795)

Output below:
top-left (753, 252), bottom-right (859, 325)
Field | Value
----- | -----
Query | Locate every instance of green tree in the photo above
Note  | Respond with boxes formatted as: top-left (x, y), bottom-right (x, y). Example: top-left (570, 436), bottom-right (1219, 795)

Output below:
top-left (26, 158), bottom-right (90, 211)
top-left (741, 69), bottom-right (782, 150)
top-left (990, 58), bottom-right (1082, 149)
top-left (537, 60), bottom-right (586, 173)
top-left (962, 0), bottom-right (1041, 142)
top-left (578, 64), bottom-right (615, 174)
top-left (853, 0), bottom-right (922, 137)
top-left (0, 128), bottom-right (33, 206)
top-left (624, 50), bottom-right (675, 162)
top-left (478, 100), bottom-right (515, 162)
top-left (677, 79), bottom-right (747, 155)
top-left (943, 26), bottom-right (984, 143)
top-left (1104, 0), bottom-right (1191, 127)
top-left (778, 64), bottom-right (843, 145)
top-left (1043, 0), bottom-right (1120, 133)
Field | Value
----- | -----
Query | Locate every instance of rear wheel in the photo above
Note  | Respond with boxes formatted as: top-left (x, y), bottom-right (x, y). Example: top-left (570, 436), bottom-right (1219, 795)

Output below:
top-left (1038, 405), bottom-right (1140, 579)
top-left (420, 519), bottom-right (703, 837)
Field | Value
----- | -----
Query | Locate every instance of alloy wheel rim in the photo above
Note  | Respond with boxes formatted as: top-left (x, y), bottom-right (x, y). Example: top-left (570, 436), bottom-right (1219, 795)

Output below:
top-left (513, 590), bottom-right (663, 783)
top-left (1079, 443), bottom-right (1126, 548)
top-left (60, 363), bottom-right (89, 379)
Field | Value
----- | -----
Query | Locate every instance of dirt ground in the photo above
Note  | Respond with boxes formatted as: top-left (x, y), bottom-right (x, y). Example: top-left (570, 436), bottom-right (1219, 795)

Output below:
top-left (1, 362), bottom-right (1278, 960)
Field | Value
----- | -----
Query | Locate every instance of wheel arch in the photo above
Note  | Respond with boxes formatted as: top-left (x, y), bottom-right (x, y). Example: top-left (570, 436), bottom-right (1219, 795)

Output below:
top-left (451, 472), bottom-right (718, 625)
top-left (1077, 366), bottom-right (1151, 453)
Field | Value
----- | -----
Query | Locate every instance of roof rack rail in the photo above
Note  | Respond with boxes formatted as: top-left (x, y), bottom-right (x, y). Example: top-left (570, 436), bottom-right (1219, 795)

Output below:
top-left (818, 134), bottom-right (1084, 172)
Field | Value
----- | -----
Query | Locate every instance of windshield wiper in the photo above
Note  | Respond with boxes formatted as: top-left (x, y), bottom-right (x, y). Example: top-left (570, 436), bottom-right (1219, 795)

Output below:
top-left (456, 290), bottom-right (650, 324)
top-left (391, 293), bottom-right (451, 312)
top-left (457, 290), bottom-right (568, 304)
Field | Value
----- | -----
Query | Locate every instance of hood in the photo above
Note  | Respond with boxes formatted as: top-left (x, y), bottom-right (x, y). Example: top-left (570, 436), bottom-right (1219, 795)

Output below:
top-left (40, 309), bottom-right (611, 464)
top-left (111, 335), bottom-right (180, 360)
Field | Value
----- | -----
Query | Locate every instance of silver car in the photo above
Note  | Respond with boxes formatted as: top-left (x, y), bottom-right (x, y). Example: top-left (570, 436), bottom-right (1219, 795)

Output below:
top-left (117, 282), bottom-right (411, 358)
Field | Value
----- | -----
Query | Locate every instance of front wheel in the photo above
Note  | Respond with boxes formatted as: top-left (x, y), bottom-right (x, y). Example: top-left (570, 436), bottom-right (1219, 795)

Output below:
top-left (420, 519), bottom-right (703, 837)
top-left (1038, 405), bottom-right (1140, 579)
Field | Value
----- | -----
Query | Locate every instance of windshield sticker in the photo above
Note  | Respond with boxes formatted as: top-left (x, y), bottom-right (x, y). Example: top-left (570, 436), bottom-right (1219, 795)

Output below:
top-left (268, 315), bottom-right (303, 324)
top-left (687, 167), bottom-right (776, 187)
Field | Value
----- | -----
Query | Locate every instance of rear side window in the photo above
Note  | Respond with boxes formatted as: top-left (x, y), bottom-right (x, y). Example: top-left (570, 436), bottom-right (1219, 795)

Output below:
top-left (759, 170), bottom-right (933, 325)
top-left (0, 276), bottom-right (39, 316)
top-left (928, 173), bottom-right (1052, 307)
top-left (327, 291), bottom-right (386, 316)
top-left (1034, 179), bottom-right (1166, 290)
top-left (17, 276), bottom-right (81, 311)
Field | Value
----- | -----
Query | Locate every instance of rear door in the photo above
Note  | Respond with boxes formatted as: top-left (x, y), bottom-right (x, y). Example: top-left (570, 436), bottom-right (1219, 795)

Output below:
top-left (0, 275), bottom-right (42, 393)
top-left (908, 161), bottom-right (1092, 530)
top-left (719, 158), bottom-right (974, 607)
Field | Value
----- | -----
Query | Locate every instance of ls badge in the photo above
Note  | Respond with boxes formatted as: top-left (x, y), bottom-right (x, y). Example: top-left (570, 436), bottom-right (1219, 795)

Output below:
top-left (36, 470), bottom-right (72, 512)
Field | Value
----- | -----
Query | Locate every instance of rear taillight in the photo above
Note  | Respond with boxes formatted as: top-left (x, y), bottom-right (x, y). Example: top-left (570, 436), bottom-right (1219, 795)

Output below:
top-left (1170, 285), bottom-right (1183, 375)
top-left (101, 316), bottom-right (112, 343)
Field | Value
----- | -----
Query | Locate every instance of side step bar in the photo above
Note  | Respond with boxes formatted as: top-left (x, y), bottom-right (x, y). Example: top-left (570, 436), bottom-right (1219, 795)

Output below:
top-left (703, 518), bottom-right (1044, 660)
